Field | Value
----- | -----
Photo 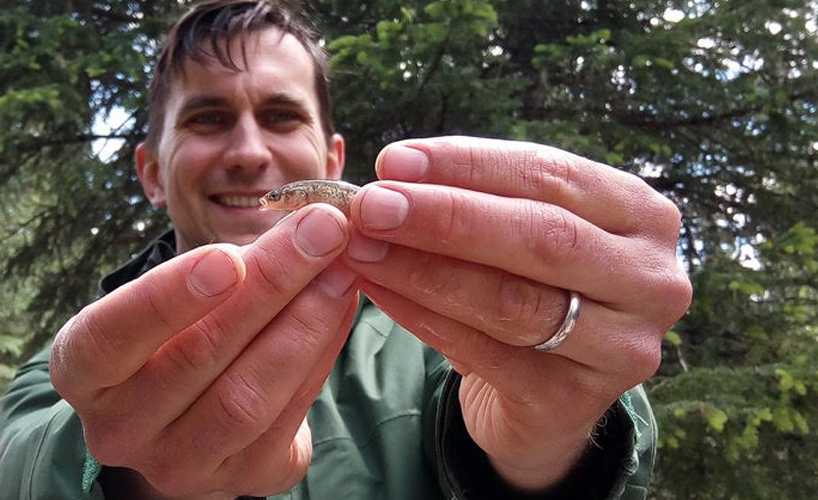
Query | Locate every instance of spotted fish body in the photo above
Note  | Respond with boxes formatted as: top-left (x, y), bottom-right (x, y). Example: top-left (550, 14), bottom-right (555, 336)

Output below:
top-left (258, 180), bottom-right (361, 216)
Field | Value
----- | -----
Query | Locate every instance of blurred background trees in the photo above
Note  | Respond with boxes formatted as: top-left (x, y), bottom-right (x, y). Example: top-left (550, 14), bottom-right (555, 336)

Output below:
top-left (1, 0), bottom-right (816, 497)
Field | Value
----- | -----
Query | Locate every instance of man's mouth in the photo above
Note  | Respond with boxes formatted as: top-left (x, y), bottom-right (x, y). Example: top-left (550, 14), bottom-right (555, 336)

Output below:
top-left (212, 194), bottom-right (263, 208)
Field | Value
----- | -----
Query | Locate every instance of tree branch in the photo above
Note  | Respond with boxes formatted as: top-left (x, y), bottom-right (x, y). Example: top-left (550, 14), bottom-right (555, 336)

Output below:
top-left (614, 89), bottom-right (818, 130)
top-left (91, 6), bottom-right (143, 25)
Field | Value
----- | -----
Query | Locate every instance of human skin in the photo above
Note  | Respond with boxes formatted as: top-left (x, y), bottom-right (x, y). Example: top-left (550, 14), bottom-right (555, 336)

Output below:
top-left (342, 137), bottom-right (692, 490)
top-left (135, 29), bottom-right (345, 252)
top-left (50, 29), bottom-right (359, 499)
top-left (49, 26), bottom-right (693, 500)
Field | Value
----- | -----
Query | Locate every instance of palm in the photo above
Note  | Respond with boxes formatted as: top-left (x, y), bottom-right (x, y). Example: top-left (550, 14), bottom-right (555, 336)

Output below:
top-left (458, 373), bottom-right (541, 467)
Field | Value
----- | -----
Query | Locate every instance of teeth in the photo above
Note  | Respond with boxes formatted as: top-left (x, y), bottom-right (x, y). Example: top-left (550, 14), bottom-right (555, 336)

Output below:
top-left (219, 195), bottom-right (261, 208)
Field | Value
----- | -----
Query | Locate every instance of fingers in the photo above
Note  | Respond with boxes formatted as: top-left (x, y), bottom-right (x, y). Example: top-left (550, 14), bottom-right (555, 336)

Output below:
top-left (356, 279), bottom-right (648, 407)
top-left (211, 296), bottom-right (359, 496)
top-left (346, 239), bottom-right (568, 347)
top-left (142, 264), bottom-right (359, 493)
top-left (62, 205), bottom-right (361, 497)
top-left (53, 205), bottom-right (348, 404)
top-left (94, 204), bottom-right (351, 409)
top-left (348, 181), bottom-right (683, 307)
top-left (345, 241), bottom-right (665, 376)
top-left (375, 136), bottom-right (682, 240)
top-left (50, 244), bottom-right (246, 395)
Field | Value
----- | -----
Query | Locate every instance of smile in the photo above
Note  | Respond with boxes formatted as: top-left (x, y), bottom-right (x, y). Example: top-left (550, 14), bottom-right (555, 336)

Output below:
top-left (213, 195), bottom-right (262, 208)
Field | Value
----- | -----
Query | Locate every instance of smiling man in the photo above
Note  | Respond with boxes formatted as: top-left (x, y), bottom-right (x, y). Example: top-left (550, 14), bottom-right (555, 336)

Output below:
top-left (138, 16), bottom-right (345, 250)
top-left (0, 1), bottom-right (691, 499)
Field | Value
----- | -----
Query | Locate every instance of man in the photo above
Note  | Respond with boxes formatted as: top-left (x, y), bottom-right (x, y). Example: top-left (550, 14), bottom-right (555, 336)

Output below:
top-left (0, 1), bottom-right (691, 499)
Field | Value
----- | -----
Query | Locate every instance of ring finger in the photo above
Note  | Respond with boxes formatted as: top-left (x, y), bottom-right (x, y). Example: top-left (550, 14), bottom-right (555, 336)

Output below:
top-left (356, 278), bottom-right (650, 403)
top-left (344, 234), bottom-right (655, 373)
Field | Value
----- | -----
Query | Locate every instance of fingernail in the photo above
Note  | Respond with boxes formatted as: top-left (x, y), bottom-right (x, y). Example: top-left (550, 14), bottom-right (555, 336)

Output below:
top-left (378, 146), bottom-right (429, 181)
top-left (295, 207), bottom-right (347, 257)
top-left (360, 186), bottom-right (409, 231)
top-left (346, 230), bottom-right (389, 263)
top-left (315, 263), bottom-right (358, 298)
top-left (189, 249), bottom-right (240, 297)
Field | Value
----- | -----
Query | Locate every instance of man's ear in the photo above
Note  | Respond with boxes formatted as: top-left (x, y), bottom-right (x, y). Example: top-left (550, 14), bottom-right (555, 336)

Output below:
top-left (135, 143), bottom-right (167, 208)
top-left (325, 133), bottom-right (345, 181)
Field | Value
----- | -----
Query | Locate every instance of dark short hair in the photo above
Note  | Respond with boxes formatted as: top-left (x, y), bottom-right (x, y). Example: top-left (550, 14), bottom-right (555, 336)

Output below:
top-left (144, 0), bottom-right (334, 150)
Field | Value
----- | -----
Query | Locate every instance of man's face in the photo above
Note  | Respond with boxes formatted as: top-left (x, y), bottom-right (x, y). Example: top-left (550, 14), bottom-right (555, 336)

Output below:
top-left (137, 28), bottom-right (344, 252)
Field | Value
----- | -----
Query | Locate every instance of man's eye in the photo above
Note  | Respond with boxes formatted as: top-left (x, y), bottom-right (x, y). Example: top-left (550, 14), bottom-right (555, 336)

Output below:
top-left (190, 113), bottom-right (224, 124)
top-left (263, 111), bottom-right (302, 125)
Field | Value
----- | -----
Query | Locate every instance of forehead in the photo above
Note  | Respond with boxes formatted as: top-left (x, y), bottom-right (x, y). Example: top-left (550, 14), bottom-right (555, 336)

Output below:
top-left (167, 28), bottom-right (318, 105)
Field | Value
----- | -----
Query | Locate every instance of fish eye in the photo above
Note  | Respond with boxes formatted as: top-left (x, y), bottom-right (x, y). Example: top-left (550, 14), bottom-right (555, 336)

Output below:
top-left (270, 190), bottom-right (281, 201)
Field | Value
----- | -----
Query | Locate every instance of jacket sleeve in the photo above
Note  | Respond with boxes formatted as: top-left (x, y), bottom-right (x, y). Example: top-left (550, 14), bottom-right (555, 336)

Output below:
top-left (430, 368), bottom-right (656, 500)
top-left (0, 344), bottom-right (104, 500)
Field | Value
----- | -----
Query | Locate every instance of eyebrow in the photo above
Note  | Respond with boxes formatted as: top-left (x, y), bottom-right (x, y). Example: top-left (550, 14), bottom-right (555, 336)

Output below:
top-left (261, 93), bottom-right (310, 110)
top-left (177, 95), bottom-right (229, 118)
top-left (177, 93), bottom-right (311, 118)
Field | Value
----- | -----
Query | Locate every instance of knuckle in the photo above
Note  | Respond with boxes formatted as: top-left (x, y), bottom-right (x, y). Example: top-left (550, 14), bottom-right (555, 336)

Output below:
top-left (679, 275), bottom-right (694, 312)
top-left (138, 275), bottom-right (179, 332)
top-left (433, 190), bottom-right (476, 245)
top-left (666, 268), bottom-right (694, 321)
top-left (67, 311), bottom-right (121, 387)
top-left (278, 308), bottom-right (332, 353)
top-left (651, 192), bottom-right (684, 237)
top-left (49, 324), bottom-right (75, 396)
top-left (530, 148), bottom-right (582, 199)
top-left (407, 252), bottom-right (448, 295)
top-left (623, 327), bottom-right (665, 381)
top-left (631, 181), bottom-right (683, 239)
top-left (525, 204), bottom-right (581, 265)
top-left (629, 338), bottom-right (664, 381)
top-left (248, 244), bottom-right (301, 298)
top-left (645, 262), bottom-right (693, 326)
top-left (660, 195), bottom-right (683, 229)
top-left (281, 440), bottom-right (313, 487)
top-left (610, 172), bottom-right (676, 237)
top-left (495, 274), bottom-right (555, 345)
top-left (452, 140), bottom-right (486, 181)
top-left (83, 420), bottom-right (130, 465)
top-left (552, 154), bottom-right (579, 188)
top-left (164, 317), bottom-right (224, 374)
top-left (215, 371), bottom-right (270, 432)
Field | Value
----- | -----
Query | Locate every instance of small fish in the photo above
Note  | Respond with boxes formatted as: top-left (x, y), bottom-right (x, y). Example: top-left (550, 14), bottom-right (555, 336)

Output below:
top-left (258, 180), bottom-right (361, 216)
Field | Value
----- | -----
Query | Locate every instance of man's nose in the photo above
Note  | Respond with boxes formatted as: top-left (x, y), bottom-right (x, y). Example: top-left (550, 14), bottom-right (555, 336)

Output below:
top-left (224, 114), bottom-right (271, 171)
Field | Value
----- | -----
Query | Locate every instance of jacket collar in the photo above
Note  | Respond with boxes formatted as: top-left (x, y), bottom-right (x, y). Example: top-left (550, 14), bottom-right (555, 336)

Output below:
top-left (98, 229), bottom-right (177, 296)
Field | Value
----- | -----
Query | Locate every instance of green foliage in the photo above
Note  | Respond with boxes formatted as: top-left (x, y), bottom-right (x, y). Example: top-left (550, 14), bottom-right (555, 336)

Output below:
top-left (0, 0), bottom-right (182, 366)
top-left (1, 0), bottom-right (818, 498)
top-left (320, 0), bottom-right (521, 181)
top-left (652, 219), bottom-right (818, 498)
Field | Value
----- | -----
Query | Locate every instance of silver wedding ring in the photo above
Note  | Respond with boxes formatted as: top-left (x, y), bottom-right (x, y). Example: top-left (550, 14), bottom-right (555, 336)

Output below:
top-left (532, 291), bottom-right (581, 352)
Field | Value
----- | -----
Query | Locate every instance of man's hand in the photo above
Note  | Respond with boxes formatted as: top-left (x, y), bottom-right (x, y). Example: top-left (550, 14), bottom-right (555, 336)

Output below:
top-left (343, 136), bottom-right (692, 491)
top-left (50, 205), bottom-right (359, 499)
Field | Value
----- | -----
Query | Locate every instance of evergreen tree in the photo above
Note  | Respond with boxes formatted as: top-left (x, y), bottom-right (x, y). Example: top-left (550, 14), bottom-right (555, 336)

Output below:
top-left (2, 1), bottom-right (816, 497)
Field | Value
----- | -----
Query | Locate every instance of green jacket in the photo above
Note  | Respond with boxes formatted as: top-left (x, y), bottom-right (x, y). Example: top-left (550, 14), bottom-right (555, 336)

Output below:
top-left (0, 231), bottom-right (656, 500)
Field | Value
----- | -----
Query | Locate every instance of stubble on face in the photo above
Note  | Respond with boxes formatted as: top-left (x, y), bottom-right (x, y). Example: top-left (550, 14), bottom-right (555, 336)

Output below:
top-left (146, 28), bottom-right (343, 252)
